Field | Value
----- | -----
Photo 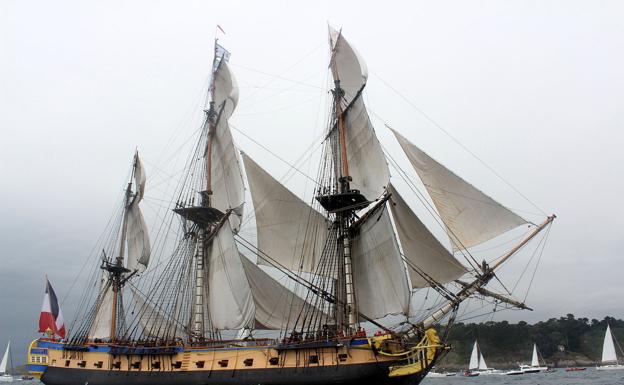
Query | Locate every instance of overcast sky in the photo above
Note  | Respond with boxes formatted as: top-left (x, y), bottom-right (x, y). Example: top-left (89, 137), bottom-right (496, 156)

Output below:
top-left (2, 0), bottom-right (623, 363)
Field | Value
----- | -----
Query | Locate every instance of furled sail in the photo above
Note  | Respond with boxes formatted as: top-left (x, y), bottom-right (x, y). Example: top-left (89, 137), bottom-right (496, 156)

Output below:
top-left (241, 153), bottom-right (329, 274)
top-left (392, 129), bottom-right (527, 251)
top-left (602, 325), bottom-right (618, 364)
top-left (87, 281), bottom-right (114, 339)
top-left (130, 287), bottom-right (185, 338)
top-left (351, 204), bottom-right (411, 319)
top-left (209, 60), bottom-right (245, 232)
top-left (125, 154), bottom-right (150, 273)
top-left (240, 255), bottom-right (322, 330)
top-left (388, 184), bottom-right (465, 288)
top-left (207, 223), bottom-right (255, 330)
top-left (329, 29), bottom-right (389, 201)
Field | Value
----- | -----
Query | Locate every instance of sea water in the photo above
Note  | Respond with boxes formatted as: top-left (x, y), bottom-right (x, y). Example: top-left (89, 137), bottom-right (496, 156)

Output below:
top-left (423, 368), bottom-right (624, 385)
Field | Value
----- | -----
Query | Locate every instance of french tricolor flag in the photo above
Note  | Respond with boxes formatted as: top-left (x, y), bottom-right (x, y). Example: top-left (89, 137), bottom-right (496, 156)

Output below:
top-left (39, 278), bottom-right (66, 339)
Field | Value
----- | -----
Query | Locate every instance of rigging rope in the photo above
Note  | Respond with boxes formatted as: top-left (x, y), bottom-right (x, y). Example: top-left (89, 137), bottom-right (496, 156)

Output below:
top-left (370, 70), bottom-right (547, 216)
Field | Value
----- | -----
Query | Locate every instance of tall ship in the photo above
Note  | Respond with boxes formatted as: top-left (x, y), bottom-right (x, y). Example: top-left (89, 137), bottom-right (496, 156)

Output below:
top-left (32, 28), bottom-right (555, 385)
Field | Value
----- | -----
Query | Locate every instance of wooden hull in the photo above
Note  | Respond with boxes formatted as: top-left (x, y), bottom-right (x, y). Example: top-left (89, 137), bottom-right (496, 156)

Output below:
top-left (42, 363), bottom-right (428, 385)
top-left (38, 338), bottom-right (436, 385)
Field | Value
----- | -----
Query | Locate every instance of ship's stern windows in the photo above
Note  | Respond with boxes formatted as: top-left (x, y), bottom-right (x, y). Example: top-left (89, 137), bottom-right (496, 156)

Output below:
top-left (131, 361), bottom-right (141, 369)
top-left (64, 360), bottom-right (70, 367)
top-left (269, 357), bottom-right (279, 366)
top-left (338, 353), bottom-right (348, 362)
top-left (151, 362), bottom-right (161, 369)
top-left (172, 361), bottom-right (182, 369)
top-left (195, 361), bottom-right (205, 368)
top-left (77, 361), bottom-right (86, 368)
top-left (112, 362), bottom-right (121, 369)
top-left (243, 358), bottom-right (253, 367)
top-left (309, 355), bottom-right (319, 364)
top-left (94, 361), bottom-right (103, 368)
top-left (218, 359), bottom-right (229, 368)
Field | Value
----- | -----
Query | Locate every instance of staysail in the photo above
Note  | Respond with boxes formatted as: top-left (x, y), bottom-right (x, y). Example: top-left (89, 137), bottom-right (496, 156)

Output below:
top-left (242, 153), bottom-right (329, 274)
top-left (388, 184), bottom-right (466, 288)
top-left (602, 325), bottom-right (618, 364)
top-left (392, 129), bottom-right (527, 251)
top-left (240, 255), bottom-right (325, 330)
top-left (329, 28), bottom-right (389, 201)
top-left (209, 60), bottom-right (245, 232)
top-left (87, 282), bottom-right (114, 339)
top-left (206, 223), bottom-right (255, 330)
top-left (351, 203), bottom-right (411, 319)
top-left (479, 351), bottom-right (488, 370)
top-left (130, 288), bottom-right (186, 338)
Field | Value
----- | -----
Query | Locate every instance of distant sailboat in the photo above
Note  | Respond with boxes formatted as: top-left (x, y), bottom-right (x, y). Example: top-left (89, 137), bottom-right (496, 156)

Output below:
top-left (519, 343), bottom-right (549, 373)
top-left (596, 325), bottom-right (624, 370)
top-left (0, 341), bottom-right (14, 382)
top-left (465, 340), bottom-right (500, 376)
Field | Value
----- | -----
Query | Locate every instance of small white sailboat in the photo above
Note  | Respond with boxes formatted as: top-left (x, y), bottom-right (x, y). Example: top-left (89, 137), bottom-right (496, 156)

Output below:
top-left (596, 325), bottom-right (624, 370)
top-left (465, 340), bottom-right (501, 375)
top-left (0, 341), bottom-right (14, 382)
top-left (519, 343), bottom-right (549, 373)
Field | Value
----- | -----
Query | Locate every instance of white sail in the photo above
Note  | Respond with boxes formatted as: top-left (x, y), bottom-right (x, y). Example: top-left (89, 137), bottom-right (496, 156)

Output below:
top-left (130, 288), bottom-right (185, 338)
top-left (133, 153), bottom-right (146, 200)
top-left (388, 184), bottom-right (466, 288)
top-left (602, 325), bottom-right (618, 364)
top-left (531, 344), bottom-right (539, 367)
top-left (392, 129), bottom-right (527, 251)
top-left (479, 351), bottom-right (488, 370)
top-left (241, 153), bottom-right (329, 274)
top-left (125, 202), bottom-right (150, 273)
top-left (468, 341), bottom-right (479, 370)
top-left (210, 60), bottom-right (245, 232)
top-left (125, 154), bottom-right (150, 273)
top-left (207, 223), bottom-right (255, 330)
top-left (351, 204), bottom-right (411, 319)
top-left (329, 29), bottom-right (390, 201)
top-left (0, 341), bottom-right (9, 374)
top-left (240, 255), bottom-right (323, 330)
top-left (87, 281), bottom-right (114, 339)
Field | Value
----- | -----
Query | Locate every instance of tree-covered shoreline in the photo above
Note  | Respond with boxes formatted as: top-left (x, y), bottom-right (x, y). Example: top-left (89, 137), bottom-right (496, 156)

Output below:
top-left (434, 315), bottom-right (624, 369)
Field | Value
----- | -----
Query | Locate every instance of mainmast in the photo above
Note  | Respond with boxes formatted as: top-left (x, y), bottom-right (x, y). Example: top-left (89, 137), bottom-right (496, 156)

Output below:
top-left (191, 40), bottom-right (222, 341)
top-left (173, 39), bottom-right (236, 341)
top-left (333, 77), bottom-right (357, 333)
top-left (315, 31), bottom-right (369, 334)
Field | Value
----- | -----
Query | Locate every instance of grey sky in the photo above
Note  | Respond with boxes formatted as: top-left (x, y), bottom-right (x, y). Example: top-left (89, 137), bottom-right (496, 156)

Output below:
top-left (1, 0), bottom-right (623, 364)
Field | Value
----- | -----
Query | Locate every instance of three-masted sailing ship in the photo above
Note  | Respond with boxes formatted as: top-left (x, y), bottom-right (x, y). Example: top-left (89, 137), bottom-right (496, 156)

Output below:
top-left (33, 28), bottom-right (555, 385)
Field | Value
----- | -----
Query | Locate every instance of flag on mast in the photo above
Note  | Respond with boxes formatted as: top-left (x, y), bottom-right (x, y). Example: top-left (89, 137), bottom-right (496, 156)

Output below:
top-left (39, 278), bottom-right (66, 338)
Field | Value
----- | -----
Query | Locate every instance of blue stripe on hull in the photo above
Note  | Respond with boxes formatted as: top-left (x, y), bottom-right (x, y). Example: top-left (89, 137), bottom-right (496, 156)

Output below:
top-left (28, 364), bottom-right (48, 372)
